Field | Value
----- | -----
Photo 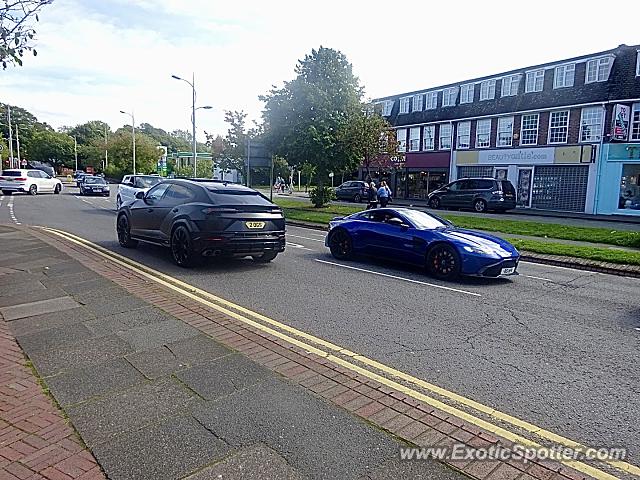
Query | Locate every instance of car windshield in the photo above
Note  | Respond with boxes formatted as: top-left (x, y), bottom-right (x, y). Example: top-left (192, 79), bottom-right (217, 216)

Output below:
top-left (84, 177), bottom-right (105, 185)
top-left (134, 176), bottom-right (161, 188)
top-left (208, 190), bottom-right (274, 206)
top-left (401, 210), bottom-right (449, 230)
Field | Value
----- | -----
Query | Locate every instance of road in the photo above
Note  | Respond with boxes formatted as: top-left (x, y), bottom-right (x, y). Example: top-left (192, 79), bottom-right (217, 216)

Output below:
top-left (2, 185), bottom-right (639, 468)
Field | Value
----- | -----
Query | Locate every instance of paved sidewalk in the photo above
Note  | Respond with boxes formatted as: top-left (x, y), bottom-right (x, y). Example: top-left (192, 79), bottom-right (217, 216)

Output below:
top-left (0, 224), bottom-right (613, 480)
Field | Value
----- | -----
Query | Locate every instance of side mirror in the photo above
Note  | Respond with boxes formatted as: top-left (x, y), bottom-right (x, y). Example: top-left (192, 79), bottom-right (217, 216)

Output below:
top-left (135, 191), bottom-right (145, 199)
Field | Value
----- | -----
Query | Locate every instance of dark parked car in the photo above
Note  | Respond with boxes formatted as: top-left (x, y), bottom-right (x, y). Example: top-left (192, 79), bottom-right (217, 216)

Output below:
top-left (427, 178), bottom-right (516, 213)
top-left (79, 176), bottom-right (110, 196)
top-left (335, 181), bottom-right (370, 202)
top-left (326, 208), bottom-right (520, 280)
top-left (116, 179), bottom-right (286, 267)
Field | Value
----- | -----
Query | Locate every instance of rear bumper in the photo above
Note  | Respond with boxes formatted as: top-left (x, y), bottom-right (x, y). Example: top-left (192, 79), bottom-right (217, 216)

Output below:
top-left (488, 198), bottom-right (516, 210)
top-left (193, 231), bottom-right (286, 257)
top-left (0, 185), bottom-right (26, 192)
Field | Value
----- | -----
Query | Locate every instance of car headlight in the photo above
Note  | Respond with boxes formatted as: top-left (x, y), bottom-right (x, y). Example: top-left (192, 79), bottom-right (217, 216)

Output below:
top-left (463, 245), bottom-right (496, 255)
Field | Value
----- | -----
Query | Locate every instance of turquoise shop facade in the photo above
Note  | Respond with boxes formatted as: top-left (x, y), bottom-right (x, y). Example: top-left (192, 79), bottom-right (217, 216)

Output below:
top-left (595, 143), bottom-right (640, 216)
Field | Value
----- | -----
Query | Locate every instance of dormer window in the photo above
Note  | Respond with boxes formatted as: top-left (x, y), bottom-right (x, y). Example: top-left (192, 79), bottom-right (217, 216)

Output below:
top-left (585, 56), bottom-right (613, 83)
top-left (501, 75), bottom-right (521, 97)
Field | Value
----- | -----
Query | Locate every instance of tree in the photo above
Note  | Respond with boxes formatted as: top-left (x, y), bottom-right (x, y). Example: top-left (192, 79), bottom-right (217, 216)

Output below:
top-left (206, 110), bottom-right (249, 179)
top-left (104, 132), bottom-right (161, 180)
top-left (347, 104), bottom-right (402, 179)
top-left (28, 129), bottom-right (74, 169)
top-left (1, 0), bottom-right (53, 69)
top-left (260, 47), bottom-right (363, 206)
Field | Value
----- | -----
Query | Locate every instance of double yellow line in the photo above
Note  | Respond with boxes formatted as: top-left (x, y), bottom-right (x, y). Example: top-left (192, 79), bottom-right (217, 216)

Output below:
top-left (40, 227), bottom-right (636, 480)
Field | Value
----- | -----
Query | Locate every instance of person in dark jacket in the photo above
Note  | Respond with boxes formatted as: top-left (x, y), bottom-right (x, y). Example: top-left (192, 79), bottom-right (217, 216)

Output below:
top-left (366, 182), bottom-right (378, 209)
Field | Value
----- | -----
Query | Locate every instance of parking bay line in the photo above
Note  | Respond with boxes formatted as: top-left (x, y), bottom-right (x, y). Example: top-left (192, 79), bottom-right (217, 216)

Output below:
top-left (315, 258), bottom-right (481, 297)
top-left (287, 234), bottom-right (325, 242)
top-left (37, 227), bottom-right (638, 480)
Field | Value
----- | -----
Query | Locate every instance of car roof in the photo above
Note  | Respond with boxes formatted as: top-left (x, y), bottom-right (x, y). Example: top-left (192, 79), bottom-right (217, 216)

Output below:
top-left (168, 178), bottom-right (254, 191)
top-left (454, 177), bottom-right (497, 181)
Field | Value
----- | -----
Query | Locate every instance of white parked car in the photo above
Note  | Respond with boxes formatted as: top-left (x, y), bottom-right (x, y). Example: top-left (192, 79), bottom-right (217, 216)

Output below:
top-left (116, 174), bottom-right (162, 208)
top-left (0, 169), bottom-right (63, 196)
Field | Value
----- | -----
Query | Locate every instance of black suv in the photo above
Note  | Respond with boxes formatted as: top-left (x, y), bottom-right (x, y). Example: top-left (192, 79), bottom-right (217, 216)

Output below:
top-left (116, 179), bottom-right (286, 267)
top-left (335, 181), bottom-right (369, 202)
top-left (427, 178), bottom-right (516, 213)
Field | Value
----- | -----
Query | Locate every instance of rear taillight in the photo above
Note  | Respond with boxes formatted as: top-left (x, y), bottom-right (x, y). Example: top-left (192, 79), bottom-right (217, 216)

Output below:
top-left (16, 177), bottom-right (27, 181)
top-left (201, 207), bottom-right (238, 215)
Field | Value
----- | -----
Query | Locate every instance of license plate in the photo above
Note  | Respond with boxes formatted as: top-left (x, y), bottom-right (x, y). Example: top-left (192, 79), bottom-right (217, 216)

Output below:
top-left (501, 267), bottom-right (516, 275)
top-left (246, 221), bottom-right (265, 229)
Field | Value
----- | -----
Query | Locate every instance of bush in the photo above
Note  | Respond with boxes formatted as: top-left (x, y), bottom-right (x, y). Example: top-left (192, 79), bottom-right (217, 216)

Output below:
top-left (309, 185), bottom-right (336, 208)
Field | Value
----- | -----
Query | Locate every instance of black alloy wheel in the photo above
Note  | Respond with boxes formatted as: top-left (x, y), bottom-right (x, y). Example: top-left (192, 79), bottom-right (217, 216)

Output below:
top-left (171, 225), bottom-right (197, 267)
top-left (116, 214), bottom-right (138, 248)
top-left (54, 184), bottom-right (61, 194)
top-left (429, 196), bottom-right (441, 209)
top-left (426, 244), bottom-right (461, 280)
top-left (354, 193), bottom-right (361, 203)
top-left (473, 199), bottom-right (487, 213)
top-left (328, 228), bottom-right (353, 260)
top-left (252, 251), bottom-right (278, 263)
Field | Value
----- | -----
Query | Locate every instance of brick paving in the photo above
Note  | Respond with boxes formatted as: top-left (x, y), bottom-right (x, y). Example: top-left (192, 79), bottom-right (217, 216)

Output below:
top-left (27, 226), bottom-right (608, 480)
top-left (0, 307), bottom-right (105, 480)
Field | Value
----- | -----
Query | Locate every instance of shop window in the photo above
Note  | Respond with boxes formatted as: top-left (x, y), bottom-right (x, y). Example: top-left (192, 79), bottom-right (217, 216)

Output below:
top-left (457, 122), bottom-right (471, 149)
top-left (520, 114), bottom-right (539, 145)
top-left (425, 92), bottom-right (438, 109)
top-left (631, 103), bottom-right (640, 141)
top-left (548, 111), bottom-right (569, 144)
top-left (460, 84), bottom-right (474, 104)
top-left (409, 127), bottom-right (420, 152)
top-left (476, 119), bottom-right (491, 148)
top-left (554, 64), bottom-right (575, 88)
top-left (498, 117), bottom-right (514, 146)
top-left (458, 166), bottom-right (494, 178)
top-left (480, 79), bottom-right (496, 100)
top-left (619, 164), bottom-right (640, 210)
top-left (580, 106), bottom-right (603, 142)
top-left (423, 125), bottom-right (435, 150)
top-left (439, 124), bottom-right (452, 149)
top-left (525, 70), bottom-right (544, 93)
top-left (407, 171), bottom-right (448, 200)
top-left (531, 165), bottom-right (589, 212)
top-left (399, 97), bottom-right (410, 114)
top-left (412, 94), bottom-right (423, 112)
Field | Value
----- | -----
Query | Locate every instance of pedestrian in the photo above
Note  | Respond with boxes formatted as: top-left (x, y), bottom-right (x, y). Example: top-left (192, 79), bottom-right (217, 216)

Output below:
top-left (378, 181), bottom-right (392, 208)
top-left (366, 182), bottom-right (378, 209)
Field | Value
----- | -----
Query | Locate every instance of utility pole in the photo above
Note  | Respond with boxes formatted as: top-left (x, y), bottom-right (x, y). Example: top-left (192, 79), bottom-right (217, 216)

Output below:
top-left (191, 72), bottom-right (197, 177)
top-left (104, 124), bottom-right (108, 170)
top-left (7, 107), bottom-right (14, 168)
top-left (15, 125), bottom-right (21, 166)
top-left (74, 136), bottom-right (78, 172)
top-left (246, 137), bottom-right (251, 187)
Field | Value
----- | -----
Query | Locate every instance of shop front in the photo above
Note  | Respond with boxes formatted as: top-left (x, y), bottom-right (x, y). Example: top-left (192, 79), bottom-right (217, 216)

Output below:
top-left (595, 143), bottom-right (640, 216)
top-left (394, 152), bottom-right (451, 200)
top-left (452, 146), bottom-right (598, 213)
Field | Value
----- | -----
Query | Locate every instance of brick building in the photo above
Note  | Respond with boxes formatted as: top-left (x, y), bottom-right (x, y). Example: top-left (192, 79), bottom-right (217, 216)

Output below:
top-left (372, 44), bottom-right (640, 214)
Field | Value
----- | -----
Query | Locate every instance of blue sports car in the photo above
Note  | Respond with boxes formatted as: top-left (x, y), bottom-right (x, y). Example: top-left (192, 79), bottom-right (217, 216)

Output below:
top-left (325, 208), bottom-right (520, 280)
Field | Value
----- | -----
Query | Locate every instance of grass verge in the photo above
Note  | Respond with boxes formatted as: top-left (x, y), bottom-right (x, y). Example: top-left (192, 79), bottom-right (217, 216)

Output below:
top-left (506, 239), bottom-right (640, 266)
top-left (274, 198), bottom-right (640, 249)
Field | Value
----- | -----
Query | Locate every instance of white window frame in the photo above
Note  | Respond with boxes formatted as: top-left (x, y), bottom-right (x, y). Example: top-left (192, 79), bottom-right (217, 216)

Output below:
top-left (412, 94), bottom-right (423, 112)
top-left (501, 74), bottom-right (521, 97)
top-left (423, 125), bottom-right (435, 150)
top-left (637, 49), bottom-right (640, 77)
top-left (425, 92), bottom-right (438, 110)
top-left (476, 119), bottom-right (491, 148)
top-left (381, 100), bottom-right (393, 116)
top-left (520, 114), bottom-right (539, 146)
top-left (630, 103), bottom-right (640, 141)
top-left (460, 84), bottom-right (474, 104)
top-left (439, 124), bottom-right (452, 150)
top-left (585, 56), bottom-right (613, 84)
top-left (480, 79), bottom-right (496, 100)
top-left (399, 97), bottom-right (410, 114)
top-left (456, 121), bottom-right (471, 149)
top-left (525, 70), bottom-right (544, 93)
top-left (579, 106), bottom-right (603, 143)
top-left (442, 87), bottom-right (458, 107)
top-left (497, 117), bottom-right (514, 147)
top-left (554, 63), bottom-right (575, 89)
top-left (396, 128), bottom-right (407, 152)
top-left (409, 127), bottom-right (420, 152)
top-left (548, 110), bottom-right (570, 144)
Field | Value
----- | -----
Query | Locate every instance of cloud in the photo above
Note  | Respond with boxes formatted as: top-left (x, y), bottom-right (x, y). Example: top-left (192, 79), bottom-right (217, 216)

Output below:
top-left (2, 0), bottom-right (638, 141)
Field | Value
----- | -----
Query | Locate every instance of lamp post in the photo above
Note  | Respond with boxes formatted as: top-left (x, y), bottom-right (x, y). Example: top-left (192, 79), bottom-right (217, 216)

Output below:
top-left (119, 110), bottom-right (136, 175)
top-left (171, 73), bottom-right (212, 177)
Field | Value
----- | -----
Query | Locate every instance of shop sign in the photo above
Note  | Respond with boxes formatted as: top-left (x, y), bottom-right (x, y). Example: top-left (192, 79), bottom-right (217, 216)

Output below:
top-left (607, 144), bottom-right (640, 161)
top-left (611, 104), bottom-right (631, 141)
top-left (478, 147), bottom-right (555, 165)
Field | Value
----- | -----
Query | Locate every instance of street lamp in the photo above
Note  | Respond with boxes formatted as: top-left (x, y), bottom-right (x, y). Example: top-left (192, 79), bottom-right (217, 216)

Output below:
top-left (119, 110), bottom-right (136, 175)
top-left (171, 73), bottom-right (212, 177)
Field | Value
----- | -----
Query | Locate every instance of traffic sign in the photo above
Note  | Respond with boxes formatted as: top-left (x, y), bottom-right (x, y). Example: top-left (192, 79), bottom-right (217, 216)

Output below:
top-left (21, 159), bottom-right (27, 167)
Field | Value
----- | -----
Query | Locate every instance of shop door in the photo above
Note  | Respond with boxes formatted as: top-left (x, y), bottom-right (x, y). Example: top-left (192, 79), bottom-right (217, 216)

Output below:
top-left (516, 168), bottom-right (533, 207)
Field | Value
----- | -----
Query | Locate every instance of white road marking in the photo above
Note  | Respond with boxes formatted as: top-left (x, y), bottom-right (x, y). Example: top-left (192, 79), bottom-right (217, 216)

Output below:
top-left (286, 242), bottom-right (311, 250)
top-left (519, 274), bottom-right (554, 282)
top-left (288, 234), bottom-right (325, 242)
top-left (315, 259), bottom-right (481, 297)
top-left (7, 196), bottom-right (20, 225)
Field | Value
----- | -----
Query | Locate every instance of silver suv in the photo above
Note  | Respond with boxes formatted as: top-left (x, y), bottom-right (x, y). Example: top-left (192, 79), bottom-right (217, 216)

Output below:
top-left (116, 175), bottom-right (162, 208)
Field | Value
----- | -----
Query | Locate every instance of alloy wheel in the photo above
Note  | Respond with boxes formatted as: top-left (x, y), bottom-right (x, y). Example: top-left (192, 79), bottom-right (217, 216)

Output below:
top-left (171, 226), bottom-right (195, 267)
top-left (427, 245), bottom-right (460, 280)
top-left (329, 229), bottom-right (353, 260)
top-left (474, 199), bottom-right (487, 213)
top-left (117, 215), bottom-right (137, 248)
top-left (29, 185), bottom-right (37, 196)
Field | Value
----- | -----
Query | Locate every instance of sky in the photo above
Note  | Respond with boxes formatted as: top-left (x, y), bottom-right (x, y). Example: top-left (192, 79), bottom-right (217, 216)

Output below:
top-left (1, 0), bottom-right (639, 141)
